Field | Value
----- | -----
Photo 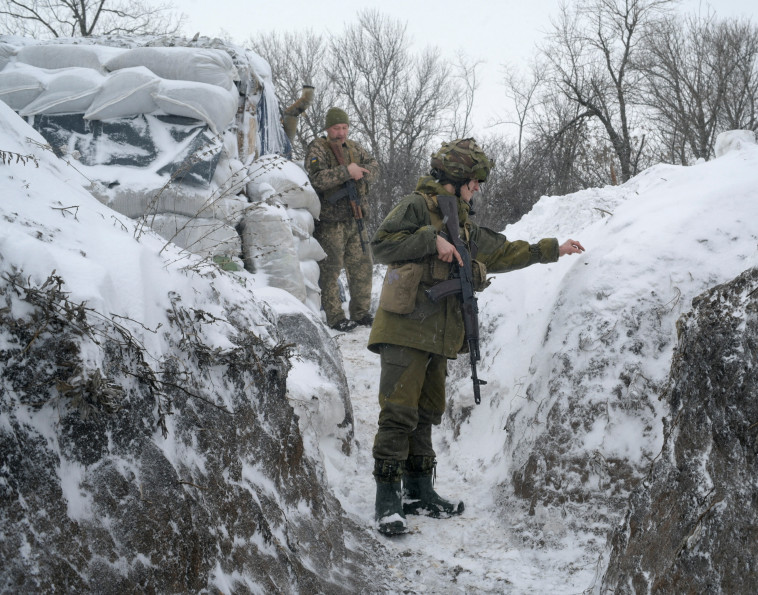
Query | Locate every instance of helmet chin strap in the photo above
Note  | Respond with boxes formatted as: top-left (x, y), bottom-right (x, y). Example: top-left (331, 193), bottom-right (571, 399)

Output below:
top-left (431, 168), bottom-right (465, 198)
top-left (463, 180), bottom-right (478, 215)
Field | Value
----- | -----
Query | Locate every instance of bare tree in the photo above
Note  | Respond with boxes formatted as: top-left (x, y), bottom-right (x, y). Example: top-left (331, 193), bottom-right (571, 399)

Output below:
top-left (328, 10), bottom-right (459, 228)
top-left (641, 14), bottom-right (726, 162)
top-left (533, 90), bottom-right (605, 192)
top-left (543, 0), bottom-right (673, 183)
top-left (481, 87), bottom-right (605, 228)
top-left (249, 30), bottom-right (340, 160)
top-left (0, 0), bottom-right (185, 38)
top-left (449, 51), bottom-right (482, 139)
top-left (475, 64), bottom-right (549, 227)
top-left (717, 18), bottom-right (758, 134)
top-left (475, 135), bottom-right (530, 230)
top-left (496, 62), bottom-right (547, 170)
top-left (479, 56), bottom-right (614, 228)
top-left (639, 13), bottom-right (758, 163)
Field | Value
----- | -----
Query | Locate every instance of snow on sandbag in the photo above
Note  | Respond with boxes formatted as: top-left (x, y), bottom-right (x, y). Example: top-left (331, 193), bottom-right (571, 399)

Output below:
top-left (19, 67), bottom-right (104, 116)
top-left (178, 192), bottom-right (250, 227)
top-left (715, 130), bottom-right (757, 157)
top-left (303, 291), bottom-right (322, 316)
top-left (0, 65), bottom-right (44, 111)
top-left (147, 213), bottom-right (242, 260)
top-left (221, 129), bottom-right (239, 160)
top-left (0, 42), bottom-right (16, 70)
top-left (212, 156), bottom-right (249, 199)
top-left (294, 236), bottom-right (327, 262)
top-left (240, 203), bottom-right (306, 303)
top-left (287, 207), bottom-right (315, 239)
top-left (208, 195), bottom-right (251, 226)
top-left (105, 47), bottom-right (238, 92)
top-left (246, 181), bottom-right (275, 203)
top-left (151, 79), bottom-right (237, 134)
top-left (245, 154), bottom-right (320, 219)
top-left (300, 259), bottom-right (322, 313)
top-left (300, 258), bottom-right (321, 287)
top-left (84, 67), bottom-right (160, 120)
top-left (89, 183), bottom-right (248, 222)
top-left (15, 43), bottom-right (122, 71)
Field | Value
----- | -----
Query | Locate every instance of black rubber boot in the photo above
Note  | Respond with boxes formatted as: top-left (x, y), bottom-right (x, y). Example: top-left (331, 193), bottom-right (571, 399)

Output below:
top-left (403, 455), bottom-right (464, 518)
top-left (373, 459), bottom-right (408, 536)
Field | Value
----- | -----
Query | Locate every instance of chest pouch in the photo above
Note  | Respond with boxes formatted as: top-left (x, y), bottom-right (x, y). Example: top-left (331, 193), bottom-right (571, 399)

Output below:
top-left (379, 262), bottom-right (424, 314)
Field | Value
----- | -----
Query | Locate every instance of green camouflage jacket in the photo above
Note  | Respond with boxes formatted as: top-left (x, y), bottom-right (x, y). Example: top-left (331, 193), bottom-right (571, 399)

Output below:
top-left (368, 176), bottom-right (559, 358)
top-left (305, 137), bottom-right (379, 222)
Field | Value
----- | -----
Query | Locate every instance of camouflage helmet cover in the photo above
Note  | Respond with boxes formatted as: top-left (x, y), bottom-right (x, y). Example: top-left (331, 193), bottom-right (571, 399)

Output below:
top-left (430, 138), bottom-right (493, 183)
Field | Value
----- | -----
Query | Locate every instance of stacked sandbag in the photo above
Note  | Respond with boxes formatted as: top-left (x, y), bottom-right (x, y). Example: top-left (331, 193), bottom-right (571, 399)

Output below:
top-left (240, 203), bottom-right (307, 302)
top-left (0, 36), bottom-right (321, 305)
top-left (0, 38), bottom-right (246, 268)
top-left (147, 212), bottom-right (244, 270)
top-left (0, 61), bottom-right (47, 110)
top-left (1, 41), bottom-right (239, 132)
top-left (13, 42), bottom-right (122, 70)
top-left (244, 154), bottom-right (325, 311)
top-left (102, 46), bottom-right (238, 93)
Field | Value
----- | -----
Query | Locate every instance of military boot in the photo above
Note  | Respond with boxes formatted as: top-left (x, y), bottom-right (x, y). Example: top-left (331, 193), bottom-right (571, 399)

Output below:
top-left (373, 459), bottom-right (408, 536)
top-left (403, 455), bottom-right (464, 518)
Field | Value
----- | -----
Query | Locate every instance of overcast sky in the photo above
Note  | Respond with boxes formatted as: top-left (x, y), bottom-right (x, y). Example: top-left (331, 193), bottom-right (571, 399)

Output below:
top-left (183, 0), bottom-right (756, 136)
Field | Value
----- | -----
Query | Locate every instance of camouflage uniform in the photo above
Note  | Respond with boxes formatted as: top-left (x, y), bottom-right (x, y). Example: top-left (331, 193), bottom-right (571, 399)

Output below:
top-left (305, 136), bottom-right (379, 327)
top-left (369, 175), bottom-right (559, 462)
top-left (369, 138), bottom-right (581, 536)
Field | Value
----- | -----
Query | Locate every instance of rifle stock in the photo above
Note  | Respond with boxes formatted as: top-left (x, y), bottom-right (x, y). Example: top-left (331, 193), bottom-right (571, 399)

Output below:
top-left (435, 194), bottom-right (487, 404)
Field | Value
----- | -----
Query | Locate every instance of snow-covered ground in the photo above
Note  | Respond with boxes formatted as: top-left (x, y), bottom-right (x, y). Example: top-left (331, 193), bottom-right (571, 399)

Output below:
top-left (324, 308), bottom-right (604, 593)
top-left (309, 130), bottom-right (758, 594)
top-left (2, 90), bottom-right (757, 592)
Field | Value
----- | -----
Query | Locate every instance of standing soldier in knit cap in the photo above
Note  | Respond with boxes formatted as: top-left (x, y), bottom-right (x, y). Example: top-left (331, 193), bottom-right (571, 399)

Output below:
top-left (306, 107), bottom-right (380, 332)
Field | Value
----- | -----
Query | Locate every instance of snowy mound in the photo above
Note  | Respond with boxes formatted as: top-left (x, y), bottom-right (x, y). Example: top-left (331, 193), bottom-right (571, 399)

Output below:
top-left (0, 88), bottom-right (373, 592)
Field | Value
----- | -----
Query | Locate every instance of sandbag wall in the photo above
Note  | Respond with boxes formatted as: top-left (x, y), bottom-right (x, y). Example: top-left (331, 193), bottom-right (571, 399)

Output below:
top-left (243, 155), bottom-right (324, 312)
top-left (0, 35), bottom-right (324, 312)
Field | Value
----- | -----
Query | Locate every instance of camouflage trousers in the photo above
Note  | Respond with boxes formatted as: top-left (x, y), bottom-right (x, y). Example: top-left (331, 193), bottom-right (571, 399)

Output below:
top-left (372, 344), bottom-right (447, 461)
top-left (314, 219), bottom-right (373, 327)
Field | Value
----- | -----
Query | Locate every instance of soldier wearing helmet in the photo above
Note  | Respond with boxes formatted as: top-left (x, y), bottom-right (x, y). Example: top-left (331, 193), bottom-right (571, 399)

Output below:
top-left (367, 138), bottom-right (585, 536)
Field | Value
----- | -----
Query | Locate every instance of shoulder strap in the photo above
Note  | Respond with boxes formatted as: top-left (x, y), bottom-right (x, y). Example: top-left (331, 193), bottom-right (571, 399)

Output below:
top-left (344, 139), bottom-right (358, 164)
top-left (421, 193), bottom-right (447, 234)
top-left (329, 139), bottom-right (347, 165)
top-left (424, 193), bottom-right (470, 242)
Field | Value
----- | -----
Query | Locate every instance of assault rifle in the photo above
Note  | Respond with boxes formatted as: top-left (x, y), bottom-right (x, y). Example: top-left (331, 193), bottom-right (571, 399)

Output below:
top-left (425, 194), bottom-right (487, 404)
top-left (328, 140), bottom-right (368, 253)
